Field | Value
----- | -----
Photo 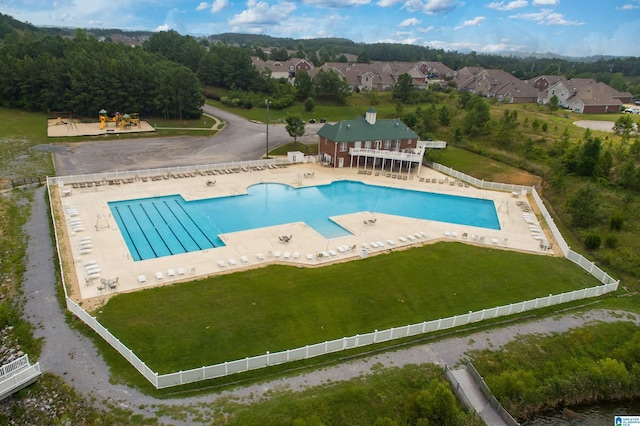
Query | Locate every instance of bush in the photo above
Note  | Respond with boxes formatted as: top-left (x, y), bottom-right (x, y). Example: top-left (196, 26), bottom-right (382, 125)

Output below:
top-left (604, 234), bottom-right (619, 249)
top-left (304, 97), bottom-right (315, 112)
top-left (584, 233), bottom-right (602, 250)
top-left (610, 214), bottom-right (624, 231)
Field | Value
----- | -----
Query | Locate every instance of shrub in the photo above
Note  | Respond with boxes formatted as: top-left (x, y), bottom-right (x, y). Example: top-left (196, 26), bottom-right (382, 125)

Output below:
top-left (604, 234), bottom-right (619, 249)
top-left (584, 233), bottom-right (601, 250)
top-left (304, 97), bottom-right (315, 112)
top-left (610, 214), bottom-right (624, 231)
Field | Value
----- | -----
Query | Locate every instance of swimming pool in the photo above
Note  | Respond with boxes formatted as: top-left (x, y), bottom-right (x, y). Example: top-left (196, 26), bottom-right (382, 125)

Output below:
top-left (109, 180), bottom-right (500, 261)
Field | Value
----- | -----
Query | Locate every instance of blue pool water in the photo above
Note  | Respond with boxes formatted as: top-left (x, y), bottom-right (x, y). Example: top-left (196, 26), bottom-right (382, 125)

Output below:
top-left (109, 180), bottom-right (500, 261)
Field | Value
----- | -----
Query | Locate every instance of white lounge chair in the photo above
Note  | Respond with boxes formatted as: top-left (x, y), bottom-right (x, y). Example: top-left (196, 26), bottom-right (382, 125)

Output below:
top-left (167, 268), bottom-right (175, 277)
top-left (241, 255), bottom-right (249, 263)
top-left (491, 238), bottom-right (499, 245)
top-left (217, 260), bottom-right (227, 268)
top-left (407, 234), bottom-right (417, 241)
top-left (156, 271), bottom-right (164, 280)
top-left (328, 249), bottom-right (337, 256)
top-left (177, 267), bottom-right (185, 275)
top-left (387, 239), bottom-right (396, 246)
top-left (228, 258), bottom-right (237, 266)
top-left (419, 232), bottom-right (428, 238)
top-left (306, 253), bottom-right (313, 260)
top-left (398, 236), bottom-right (408, 243)
top-left (321, 251), bottom-right (330, 258)
top-left (293, 252), bottom-right (300, 260)
top-left (256, 253), bottom-right (265, 261)
top-left (337, 246), bottom-right (346, 253)
top-left (274, 251), bottom-right (281, 258)
top-left (444, 231), bottom-right (451, 237)
top-left (138, 275), bottom-right (147, 284)
top-left (451, 232), bottom-right (458, 238)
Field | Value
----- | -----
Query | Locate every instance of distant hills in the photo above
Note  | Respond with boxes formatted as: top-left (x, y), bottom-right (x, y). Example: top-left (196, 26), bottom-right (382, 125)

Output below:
top-left (1, 12), bottom-right (639, 80)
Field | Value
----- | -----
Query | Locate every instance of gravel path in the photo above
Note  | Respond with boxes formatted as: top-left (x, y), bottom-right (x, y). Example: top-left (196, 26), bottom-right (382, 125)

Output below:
top-left (21, 187), bottom-right (639, 425)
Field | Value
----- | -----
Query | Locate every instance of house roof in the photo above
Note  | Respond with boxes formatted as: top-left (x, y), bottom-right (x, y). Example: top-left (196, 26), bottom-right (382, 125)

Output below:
top-left (317, 116), bottom-right (419, 142)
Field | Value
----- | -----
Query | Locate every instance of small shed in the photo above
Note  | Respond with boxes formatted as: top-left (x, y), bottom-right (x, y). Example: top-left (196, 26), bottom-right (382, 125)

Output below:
top-left (287, 151), bottom-right (305, 163)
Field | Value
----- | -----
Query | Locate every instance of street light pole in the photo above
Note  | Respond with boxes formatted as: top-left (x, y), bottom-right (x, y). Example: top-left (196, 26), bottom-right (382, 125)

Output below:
top-left (265, 99), bottom-right (271, 159)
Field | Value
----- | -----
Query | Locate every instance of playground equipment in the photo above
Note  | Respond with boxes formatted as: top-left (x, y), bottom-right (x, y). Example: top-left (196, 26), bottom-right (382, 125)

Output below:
top-left (99, 109), bottom-right (140, 130)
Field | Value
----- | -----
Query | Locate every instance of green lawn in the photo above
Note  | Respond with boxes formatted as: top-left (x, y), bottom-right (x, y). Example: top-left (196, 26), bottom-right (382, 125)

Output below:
top-left (97, 242), bottom-right (601, 374)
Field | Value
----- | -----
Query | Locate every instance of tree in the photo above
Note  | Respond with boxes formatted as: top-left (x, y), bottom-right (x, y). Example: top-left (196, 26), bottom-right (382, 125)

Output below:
top-left (312, 68), bottom-right (351, 104)
top-left (294, 70), bottom-right (314, 100)
top-left (577, 135), bottom-right (602, 177)
top-left (613, 114), bottom-right (635, 141)
top-left (356, 50), bottom-right (370, 64)
top-left (462, 95), bottom-right (491, 136)
top-left (566, 185), bottom-right (601, 227)
top-left (284, 114), bottom-right (306, 143)
top-left (392, 73), bottom-right (415, 103)
top-left (547, 94), bottom-right (560, 113)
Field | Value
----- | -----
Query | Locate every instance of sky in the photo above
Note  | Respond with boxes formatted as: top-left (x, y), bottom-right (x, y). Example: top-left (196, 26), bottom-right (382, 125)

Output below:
top-left (2, 0), bottom-right (640, 57)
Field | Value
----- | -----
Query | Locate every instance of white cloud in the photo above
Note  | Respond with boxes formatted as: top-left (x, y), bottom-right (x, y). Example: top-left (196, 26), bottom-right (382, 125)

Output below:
top-left (423, 0), bottom-right (461, 15)
top-left (617, 3), bottom-right (640, 10)
top-left (510, 8), bottom-right (584, 25)
top-left (196, 2), bottom-right (209, 11)
top-left (418, 25), bottom-right (436, 33)
top-left (486, 0), bottom-right (528, 11)
top-left (532, 0), bottom-right (558, 5)
top-left (210, 0), bottom-right (230, 13)
top-left (300, 0), bottom-right (371, 7)
top-left (399, 17), bottom-right (421, 27)
top-left (154, 24), bottom-right (172, 31)
top-left (425, 39), bottom-right (526, 53)
top-left (376, 0), bottom-right (403, 6)
top-left (454, 16), bottom-right (485, 30)
top-left (229, 0), bottom-right (297, 26)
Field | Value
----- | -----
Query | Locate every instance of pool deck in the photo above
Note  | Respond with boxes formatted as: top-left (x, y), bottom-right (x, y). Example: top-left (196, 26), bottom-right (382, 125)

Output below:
top-left (52, 163), bottom-right (557, 307)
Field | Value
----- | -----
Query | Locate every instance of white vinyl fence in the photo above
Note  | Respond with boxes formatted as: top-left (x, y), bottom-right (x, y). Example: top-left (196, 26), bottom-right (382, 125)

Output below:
top-left (0, 355), bottom-right (41, 400)
top-left (49, 162), bottom-right (620, 389)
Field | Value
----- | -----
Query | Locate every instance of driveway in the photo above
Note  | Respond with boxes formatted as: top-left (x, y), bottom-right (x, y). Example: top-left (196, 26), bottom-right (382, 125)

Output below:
top-left (48, 105), bottom-right (322, 176)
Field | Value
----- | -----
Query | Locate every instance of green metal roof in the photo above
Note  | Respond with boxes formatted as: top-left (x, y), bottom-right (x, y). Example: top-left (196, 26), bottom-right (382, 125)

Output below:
top-left (317, 116), bottom-right (419, 143)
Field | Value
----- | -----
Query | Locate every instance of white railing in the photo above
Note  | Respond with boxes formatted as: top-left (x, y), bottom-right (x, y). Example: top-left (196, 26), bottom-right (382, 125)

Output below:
top-left (48, 161), bottom-right (620, 389)
top-left (419, 140), bottom-right (448, 149)
top-left (47, 158), bottom-right (290, 186)
top-left (0, 355), bottom-right (41, 400)
top-left (349, 147), bottom-right (424, 162)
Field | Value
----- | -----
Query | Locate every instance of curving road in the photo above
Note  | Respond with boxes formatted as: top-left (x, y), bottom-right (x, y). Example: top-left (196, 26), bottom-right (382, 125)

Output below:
top-left (51, 105), bottom-right (322, 176)
top-left (22, 106), bottom-right (638, 424)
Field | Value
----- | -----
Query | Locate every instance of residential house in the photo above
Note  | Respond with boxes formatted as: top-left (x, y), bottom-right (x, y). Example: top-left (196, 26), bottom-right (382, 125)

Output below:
top-left (526, 75), bottom-right (566, 104)
top-left (251, 57), bottom-right (314, 82)
top-left (317, 107), bottom-right (424, 174)
top-left (545, 78), bottom-right (633, 113)
top-left (454, 67), bottom-right (538, 103)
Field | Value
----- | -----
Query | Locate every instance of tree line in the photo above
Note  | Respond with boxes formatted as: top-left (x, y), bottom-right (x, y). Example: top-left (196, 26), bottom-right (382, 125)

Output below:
top-left (0, 29), bottom-right (204, 119)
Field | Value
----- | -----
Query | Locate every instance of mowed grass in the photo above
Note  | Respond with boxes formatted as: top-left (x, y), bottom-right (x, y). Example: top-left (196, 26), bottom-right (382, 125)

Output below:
top-left (97, 242), bottom-right (600, 374)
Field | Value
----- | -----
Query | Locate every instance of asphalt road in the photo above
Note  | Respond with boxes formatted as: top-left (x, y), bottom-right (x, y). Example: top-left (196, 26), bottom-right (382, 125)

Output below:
top-left (49, 105), bottom-right (323, 176)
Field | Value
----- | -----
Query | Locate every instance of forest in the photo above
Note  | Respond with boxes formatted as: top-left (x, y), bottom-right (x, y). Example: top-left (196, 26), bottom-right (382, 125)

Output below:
top-left (2, 12), bottom-right (639, 121)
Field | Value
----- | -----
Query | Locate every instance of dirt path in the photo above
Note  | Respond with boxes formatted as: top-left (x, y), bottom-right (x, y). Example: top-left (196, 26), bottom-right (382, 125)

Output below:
top-left (21, 186), bottom-right (639, 425)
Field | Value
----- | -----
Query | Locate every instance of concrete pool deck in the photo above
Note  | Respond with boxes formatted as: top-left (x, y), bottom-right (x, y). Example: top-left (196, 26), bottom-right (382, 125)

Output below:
top-left (51, 163), bottom-right (558, 308)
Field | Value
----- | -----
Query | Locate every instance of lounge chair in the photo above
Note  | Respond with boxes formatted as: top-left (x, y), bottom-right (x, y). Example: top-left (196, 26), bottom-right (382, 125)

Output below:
top-left (217, 260), bottom-right (227, 268)
top-left (328, 249), bottom-right (337, 256)
top-left (398, 236), bottom-right (408, 243)
top-left (156, 271), bottom-right (164, 280)
top-left (307, 253), bottom-right (314, 261)
top-left (321, 251), bottom-right (330, 258)
top-left (293, 252), bottom-right (300, 260)
top-left (274, 251), bottom-right (281, 258)
top-left (241, 255), bottom-right (249, 263)
top-left (228, 258), bottom-right (237, 266)
top-left (256, 253), bottom-right (265, 261)
top-left (444, 231), bottom-right (451, 238)
top-left (283, 252), bottom-right (290, 259)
